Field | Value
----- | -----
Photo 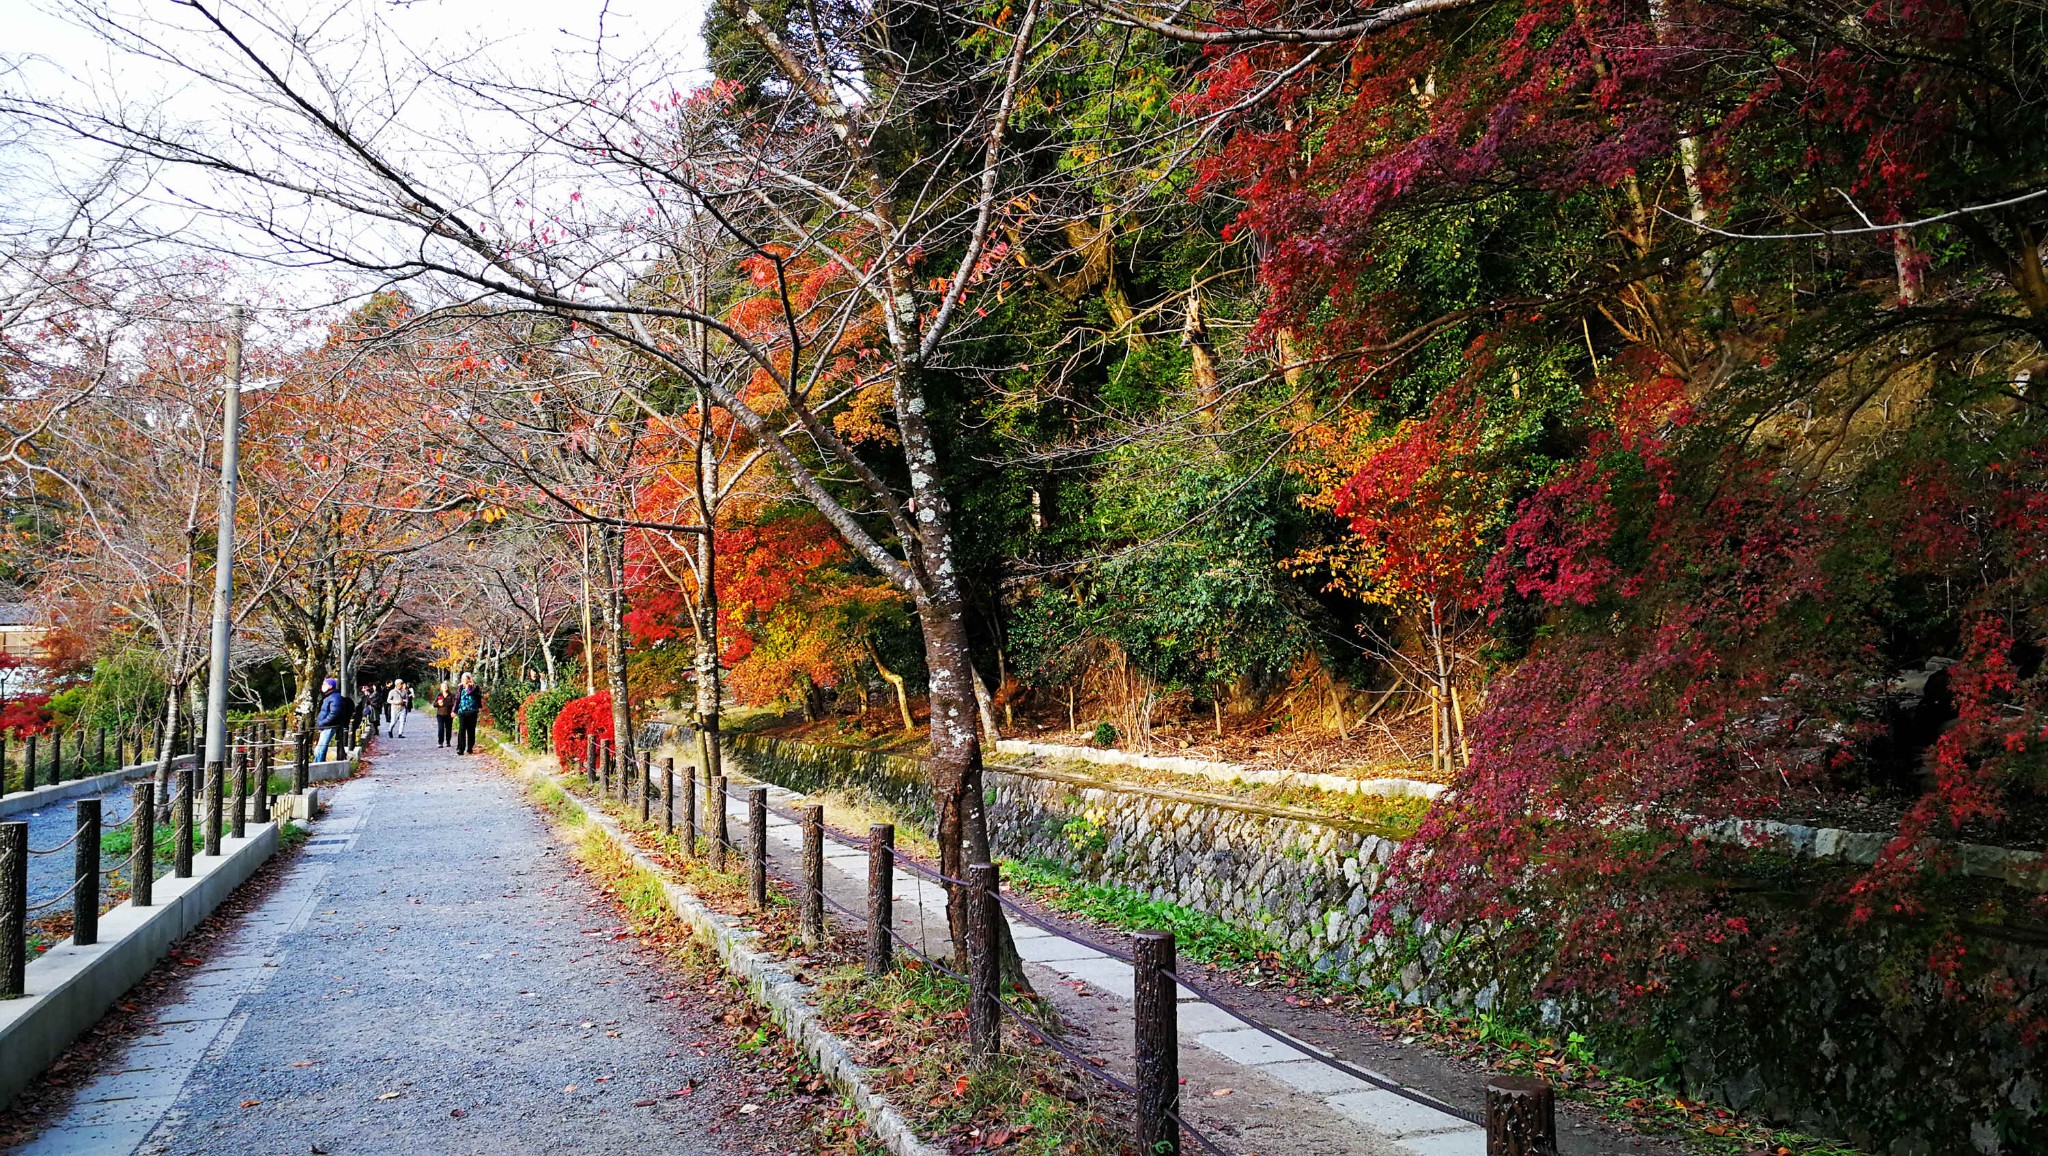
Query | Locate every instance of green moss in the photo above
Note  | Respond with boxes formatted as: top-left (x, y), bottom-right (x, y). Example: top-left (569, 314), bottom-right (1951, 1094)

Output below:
top-left (1003, 858), bottom-right (1296, 971)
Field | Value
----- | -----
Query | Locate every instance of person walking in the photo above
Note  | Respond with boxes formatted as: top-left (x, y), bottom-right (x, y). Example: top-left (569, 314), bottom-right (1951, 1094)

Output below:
top-left (433, 682), bottom-right (455, 748)
top-left (386, 681), bottom-right (409, 738)
top-left (453, 673), bottom-right (485, 755)
top-left (313, 678), bottom-right (352, 761)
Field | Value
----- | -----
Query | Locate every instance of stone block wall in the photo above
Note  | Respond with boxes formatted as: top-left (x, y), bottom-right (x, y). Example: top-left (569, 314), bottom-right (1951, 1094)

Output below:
top-left (982, 770), bottom-right (1405, 982)
top-left (716, 731), bottom-right (1407, 984)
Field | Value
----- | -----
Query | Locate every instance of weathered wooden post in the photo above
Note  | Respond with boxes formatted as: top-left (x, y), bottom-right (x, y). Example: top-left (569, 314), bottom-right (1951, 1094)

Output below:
top-left (74, 799), bottom-right (100, 946)
top-left (48, 727), bottom-right (60, 785)
top-left (682, 769), bottom-right (697, 857)
top-left (800, 804), bottom-right (825, 949)
top-left (711, 772), bottom-right (728, 871)
top-left (294, 730), bottom-right (311, 796)
top-left (638, 751), bottom-right (652, 824)
top-left (173, 767), bottom-right (194, 878)
top-left (584, 735), bottom-right (597, 785)
top-left (112, 730), bottom-right (123, 770)
top-left (867, 824), bottom-right (894, 976)
top-left (96, 726), bottom-right (106, 772)
top-left (203, 752), bottom-right (223, 857)
top-left (22, 736), bottom-right (35, 793)
top-left (968, 862), bottom-right (1002, 1058)
top-left (0, 822), bottom-right (23, 996)
top-left (231, 745), bottom-right (248, 840)
top-left (662, 758), bottom-right (676, 836)
top-left (748, 787), bottom-right (768, 911)
top-left (254, 729), bottom-right (271, 824)
top-left (132, 782), bottom-right (155, 908)
top-left (1134, 930), bottom-right (1180, 1156)
top-left (1485, 1077), bottom-right (1557, 1156)
top-left (0, 736), bottom-right (9, 793)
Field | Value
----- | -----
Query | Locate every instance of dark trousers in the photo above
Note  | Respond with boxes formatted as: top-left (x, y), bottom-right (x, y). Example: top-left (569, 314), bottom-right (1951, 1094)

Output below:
top-left (455, 713), bottom-right (479, 754)
top-left (436, 716), bottom-right (453, 746)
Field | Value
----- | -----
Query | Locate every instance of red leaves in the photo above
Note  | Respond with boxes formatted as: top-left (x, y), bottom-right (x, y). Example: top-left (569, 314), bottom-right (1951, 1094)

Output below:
top-left (551, 692), bottom-right (616, 769)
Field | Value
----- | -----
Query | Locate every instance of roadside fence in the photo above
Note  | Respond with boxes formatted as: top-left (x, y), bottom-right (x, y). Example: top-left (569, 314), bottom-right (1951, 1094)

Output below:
top-left (0, 723), bottom-right (308, 999)
top-left (566, 737), bottom-right (1559, 1156)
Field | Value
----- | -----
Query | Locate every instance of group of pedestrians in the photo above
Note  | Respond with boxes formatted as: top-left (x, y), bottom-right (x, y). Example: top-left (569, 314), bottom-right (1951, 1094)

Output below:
top-left (310, 672), bottom-right (487, 760)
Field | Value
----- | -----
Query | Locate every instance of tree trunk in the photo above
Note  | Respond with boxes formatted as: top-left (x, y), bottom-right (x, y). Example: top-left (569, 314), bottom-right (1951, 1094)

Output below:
top-left (693, 383), bottom-right (724, 785)
top-left (601, 527), bottom-right (635, 772)
top-left (868, 642), bottom-right (915, 733)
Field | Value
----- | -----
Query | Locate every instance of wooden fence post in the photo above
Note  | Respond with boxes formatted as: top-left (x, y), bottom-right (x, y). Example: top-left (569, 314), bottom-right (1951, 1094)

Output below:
top-left (712, 773), bottom-right (728, 871)
top-left (800, 804), bottom-right (825, 949)
top-left (867, 824), bottom-right (894, 976)
top-left (682, 771), bottom-right (697, 857)
top-left (663, 758), bottom-right (676, 835)
top-left (1134, 930), bottom-right (1180, 1156)
top-left (74, 799), bottom-right (100, 947)
top-left (231, 746), bottom-right (248, 840)
top-left (0, 822), bottom-right (23, 996)
top-left (173, 767), bottom-right (194, 878)
top-left (1485, 1077), bottom-right (1557, 1156)
top-left (968, 861), bottom-right (1001, 1059)
top-left (748, 787), bottom-right (768, 911)
top-left (203, 757), bottom-right (223, 857)
top-left (638, 751), bottom-right (652, 824)
top-left (131, 782), bottom-right (155, 909)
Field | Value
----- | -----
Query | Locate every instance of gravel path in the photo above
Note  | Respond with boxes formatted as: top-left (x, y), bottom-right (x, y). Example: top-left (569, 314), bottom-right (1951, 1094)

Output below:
top-left (16, 786), bottom-right (140, 912)
top-left (9, 726), bottom-right (768, 1156)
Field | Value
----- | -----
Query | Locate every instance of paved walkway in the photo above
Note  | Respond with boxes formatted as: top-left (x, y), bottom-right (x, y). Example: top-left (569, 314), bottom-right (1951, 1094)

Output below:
top-left (11, 726), bottom-right (758, 1156)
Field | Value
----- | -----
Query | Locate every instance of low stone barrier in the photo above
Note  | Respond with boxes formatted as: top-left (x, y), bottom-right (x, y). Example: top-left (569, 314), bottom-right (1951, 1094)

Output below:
top-left (0, 757), bottom-right (195, 821)
top-left (0, 822), bottom-right (283, 1108)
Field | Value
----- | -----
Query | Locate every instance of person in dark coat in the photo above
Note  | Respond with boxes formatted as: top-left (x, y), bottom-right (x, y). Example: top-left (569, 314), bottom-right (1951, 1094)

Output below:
top-left (453, 674), bottom-right (485, 755)
top-left (313, 678), bottom-right (353, 761)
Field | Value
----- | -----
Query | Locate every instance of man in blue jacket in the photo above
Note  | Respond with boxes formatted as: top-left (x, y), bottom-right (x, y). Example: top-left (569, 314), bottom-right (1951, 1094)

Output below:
top-left (313, 678), bottom-right (353, 761)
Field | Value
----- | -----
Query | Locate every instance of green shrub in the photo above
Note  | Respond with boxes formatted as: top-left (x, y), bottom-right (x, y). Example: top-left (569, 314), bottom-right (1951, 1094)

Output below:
top-left (524, 685), bottom-right (580, 751)
top-left (1091, 720), bottom-right (1117, 747)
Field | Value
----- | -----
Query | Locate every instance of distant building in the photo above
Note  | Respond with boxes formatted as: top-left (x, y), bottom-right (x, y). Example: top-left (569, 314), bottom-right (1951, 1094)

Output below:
top-left (0, 604), bottom-right (41, 661)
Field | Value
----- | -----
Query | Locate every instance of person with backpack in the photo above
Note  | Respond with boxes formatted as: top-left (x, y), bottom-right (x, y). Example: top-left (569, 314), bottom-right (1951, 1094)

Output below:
top-left (313, 678), bottom-right (353, 761)
top-left (433, 682), bottom-right (455, 747)
top-left (454, 673), bottom-right (485, 755)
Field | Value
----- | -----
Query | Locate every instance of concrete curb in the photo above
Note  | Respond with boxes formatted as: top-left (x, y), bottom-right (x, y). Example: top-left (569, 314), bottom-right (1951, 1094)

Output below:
top-left (496, 754), bottom-right (945, 1156)
top-left (0, 756), bottom-right (198, 821)
top-left (0, 821), bottom-right (284, 1107)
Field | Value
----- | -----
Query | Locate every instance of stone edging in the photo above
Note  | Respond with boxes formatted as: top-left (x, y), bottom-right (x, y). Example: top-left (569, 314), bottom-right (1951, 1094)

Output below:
top-left (0, 821), bottom-right (283, 1107)
top-left (494, 753), bottom-right (945, 1156)
top-left (0, 757), bottom-right (197, 821)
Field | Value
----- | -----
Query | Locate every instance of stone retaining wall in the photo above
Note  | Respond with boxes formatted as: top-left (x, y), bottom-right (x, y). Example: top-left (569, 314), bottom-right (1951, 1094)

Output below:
top-left (717, 732), bottom-right (1407, 985)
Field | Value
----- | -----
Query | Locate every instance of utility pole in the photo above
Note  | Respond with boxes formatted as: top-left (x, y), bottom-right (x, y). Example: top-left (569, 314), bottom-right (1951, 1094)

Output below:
top-left (201, 306), bottom-right (244, 772)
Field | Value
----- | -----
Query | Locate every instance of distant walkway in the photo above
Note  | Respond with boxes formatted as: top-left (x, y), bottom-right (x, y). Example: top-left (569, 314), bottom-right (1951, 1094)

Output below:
top-left (10, 722), bottom-right (752, 1156)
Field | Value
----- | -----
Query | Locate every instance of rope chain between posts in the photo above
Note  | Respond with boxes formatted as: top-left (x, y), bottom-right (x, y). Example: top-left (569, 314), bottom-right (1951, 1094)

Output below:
top-left (754, 830), bottom-right (1242, 1156)
top-left (24, 874), bottom-right (86, 913)
top-left (1163, 966), bottom-right (1482, 1126)
top-left (27, 827), bottom-right (85, 856)
top-left (602, 769), bottom-right (1416, 1149)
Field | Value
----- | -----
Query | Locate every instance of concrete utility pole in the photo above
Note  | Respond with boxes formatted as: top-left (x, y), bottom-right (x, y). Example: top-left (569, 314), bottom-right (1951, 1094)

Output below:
top-left (201, 306), bottom-right (244, 771)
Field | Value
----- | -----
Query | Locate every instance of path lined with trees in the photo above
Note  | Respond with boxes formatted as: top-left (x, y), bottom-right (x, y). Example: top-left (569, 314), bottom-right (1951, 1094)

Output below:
top-left (5, 728), bottom-right (822, 1156)
top-left (2, 0), bottom-right (2045, 1146)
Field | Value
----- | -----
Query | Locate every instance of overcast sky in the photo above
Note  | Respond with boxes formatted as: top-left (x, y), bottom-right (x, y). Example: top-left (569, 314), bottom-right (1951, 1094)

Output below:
top-left (2, 0), bottom-right (713, 319)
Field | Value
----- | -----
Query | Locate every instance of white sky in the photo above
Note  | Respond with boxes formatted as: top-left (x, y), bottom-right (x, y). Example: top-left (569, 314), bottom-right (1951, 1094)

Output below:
top-left (2, 0), bottom-right (713, 319)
